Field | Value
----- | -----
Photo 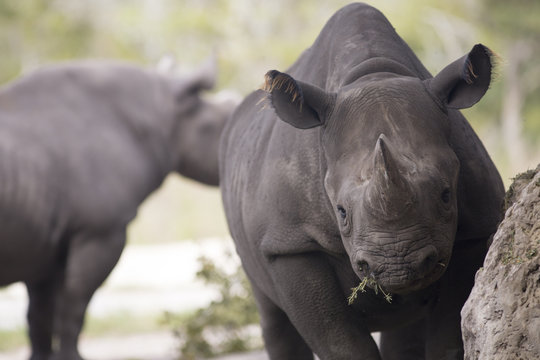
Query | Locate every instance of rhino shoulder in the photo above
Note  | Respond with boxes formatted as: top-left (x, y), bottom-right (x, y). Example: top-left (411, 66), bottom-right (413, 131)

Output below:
top-left (450, 110), bottom-right (505, 241)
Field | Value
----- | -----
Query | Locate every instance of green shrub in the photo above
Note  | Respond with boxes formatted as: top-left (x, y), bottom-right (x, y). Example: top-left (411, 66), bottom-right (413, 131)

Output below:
top-left (164, 253), bottom-right (261, 360)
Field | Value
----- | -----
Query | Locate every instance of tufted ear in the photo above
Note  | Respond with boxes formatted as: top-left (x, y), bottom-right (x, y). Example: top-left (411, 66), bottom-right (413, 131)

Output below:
top-left (426, 44), bottom-right (494, 109)
top-left (263, 70), bottom-right (336, 129)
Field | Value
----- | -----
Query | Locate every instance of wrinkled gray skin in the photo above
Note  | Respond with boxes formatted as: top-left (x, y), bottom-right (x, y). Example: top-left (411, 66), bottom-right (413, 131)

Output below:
top-left (0, 59), bottom-right (235, 360)
top-left (220, 3), bottom-right (504, 360)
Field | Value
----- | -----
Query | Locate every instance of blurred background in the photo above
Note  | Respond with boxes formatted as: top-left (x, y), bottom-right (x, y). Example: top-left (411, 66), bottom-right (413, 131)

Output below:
top-left (0, 0), bottom-right (538, 359)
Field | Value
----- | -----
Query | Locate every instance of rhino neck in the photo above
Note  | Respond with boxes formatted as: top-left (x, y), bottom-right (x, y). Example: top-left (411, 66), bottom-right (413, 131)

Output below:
top-left (341, 58), bottom-right (417, 87)
top-left (174, 103), bottom-right (229, 186)
top-left (113, 75), bottom-right (179, 188)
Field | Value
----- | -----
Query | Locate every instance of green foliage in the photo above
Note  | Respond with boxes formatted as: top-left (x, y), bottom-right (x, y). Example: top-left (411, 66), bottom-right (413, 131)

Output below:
top-left (0, 327), bottom-right (27, 351)
top-left (0, 0), bottom-right (95, 83)
top-left (1, 0), bottom-right (539, 184)
top-left (164, 254), bottom-right (261, 360)
top-left (480, 0), bottom-right (540, 38)
top-left (84, 311), bottom-right (169, 337)
top-left (0, 311), bottom-right (169, 352)
top-left (127, 175), bottom-right (229, 243)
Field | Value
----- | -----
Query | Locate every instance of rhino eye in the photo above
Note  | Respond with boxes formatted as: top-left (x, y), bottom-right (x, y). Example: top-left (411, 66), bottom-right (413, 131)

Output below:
top-left (337, 205), bottom-right (347, 219)
top-left (441, 188), bottom-right (451, 204)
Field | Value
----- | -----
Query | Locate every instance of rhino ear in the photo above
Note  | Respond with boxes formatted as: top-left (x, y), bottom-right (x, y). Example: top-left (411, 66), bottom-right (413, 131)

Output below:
top-left (263, 70), bottom-right (335, 129)
top-left (172, 55), bottom-right (217, 99)
top-left (427, 44), bottom-right (494, 109)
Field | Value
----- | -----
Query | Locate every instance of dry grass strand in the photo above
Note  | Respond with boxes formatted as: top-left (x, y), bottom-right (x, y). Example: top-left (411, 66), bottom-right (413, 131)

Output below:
top-left (347, 276), bottom-right (392, 305)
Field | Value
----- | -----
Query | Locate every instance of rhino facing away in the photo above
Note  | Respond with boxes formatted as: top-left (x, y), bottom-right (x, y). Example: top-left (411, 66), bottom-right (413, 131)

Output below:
top-left (0, 59), bottom-right (236, 360)
top-left (220, 3), bottom-right (504, 359)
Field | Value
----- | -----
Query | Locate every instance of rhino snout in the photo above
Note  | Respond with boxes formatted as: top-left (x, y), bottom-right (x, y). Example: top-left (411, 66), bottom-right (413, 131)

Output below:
top-left (355, 259), bottom-right (371, 277)
top-left (353, 245), bottom-right (442, 293)
top-left (415, 246), bottom-right (440, 278)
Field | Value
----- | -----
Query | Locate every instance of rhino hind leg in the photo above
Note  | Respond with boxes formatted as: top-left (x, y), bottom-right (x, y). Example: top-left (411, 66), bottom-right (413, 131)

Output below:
top-left (379, 318), bottom-right (426, 360)
top-left (53, 228), bottom-right (126, 360)
top-left (250, 282), bottom-right (313, 360)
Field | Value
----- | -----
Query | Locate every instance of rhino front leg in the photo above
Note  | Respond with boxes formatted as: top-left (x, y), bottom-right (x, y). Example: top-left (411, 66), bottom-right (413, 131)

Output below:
top-left (266, 252), bottom-right (381, 360)
top-left (249, 280), bottom-right (313, 360)
top-left (379, 318), bottom-right (426, 360)
top-left (26, 273), bottom-right (62, 360)
top-left (425, 237), bottom-right (488, 360)
top-left (54, 228), bottom-right (126, 360)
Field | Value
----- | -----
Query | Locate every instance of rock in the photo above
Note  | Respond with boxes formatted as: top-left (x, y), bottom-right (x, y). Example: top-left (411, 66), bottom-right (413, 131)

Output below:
top-left (461, 164), bottom-right (540, 360)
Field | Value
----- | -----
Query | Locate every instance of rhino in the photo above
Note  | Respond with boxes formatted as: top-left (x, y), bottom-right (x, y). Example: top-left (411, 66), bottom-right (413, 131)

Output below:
top-left (220, 3), bottom-right (504, 359)
top-left (0, 58), bottom-right (236, 360)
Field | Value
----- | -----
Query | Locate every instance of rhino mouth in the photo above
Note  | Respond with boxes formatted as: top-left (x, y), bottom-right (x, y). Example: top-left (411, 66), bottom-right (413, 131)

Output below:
top-left (374, 260), bottom-right (447, 294)
top-left (352, 247), bottom-right (449, 295)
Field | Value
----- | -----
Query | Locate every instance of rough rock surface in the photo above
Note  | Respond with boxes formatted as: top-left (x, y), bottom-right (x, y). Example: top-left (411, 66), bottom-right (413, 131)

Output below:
top-left (461, 164), bottom-right (540, 360)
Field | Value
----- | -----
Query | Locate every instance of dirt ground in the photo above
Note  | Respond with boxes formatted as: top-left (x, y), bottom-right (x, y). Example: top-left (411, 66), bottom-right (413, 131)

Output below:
top-left (0, 239), bottom-right (379, 359)
top-left (0, 332), bottom-right (269, 360)
top-left (0, 239), bottom-right (246, 360)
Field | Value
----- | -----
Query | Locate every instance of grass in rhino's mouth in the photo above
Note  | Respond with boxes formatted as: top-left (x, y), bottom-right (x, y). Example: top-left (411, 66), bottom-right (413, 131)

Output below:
top-left (347, 276), bottom-right (393, 304)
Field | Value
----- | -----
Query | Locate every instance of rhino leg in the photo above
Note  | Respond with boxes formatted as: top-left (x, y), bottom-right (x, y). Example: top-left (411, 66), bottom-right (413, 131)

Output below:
top-left (266, 252), bottom-right (381, 360)
top-left (54, 228), bottom-right (126, 360)
top-left (379, 318), bottom-right (426, 360)
top-left (424, 237), bottom-right (488, 360)
top-left (250, 281), bottom-right (313, 360)
top-left (26, 273), bottom-right (62, 360)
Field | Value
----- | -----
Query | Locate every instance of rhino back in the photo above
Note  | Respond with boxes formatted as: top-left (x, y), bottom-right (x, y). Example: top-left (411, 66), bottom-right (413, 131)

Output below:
top-left (0, 63), bottom-right (172, 248)
top-left (287, 3), bottom-right (430, 89)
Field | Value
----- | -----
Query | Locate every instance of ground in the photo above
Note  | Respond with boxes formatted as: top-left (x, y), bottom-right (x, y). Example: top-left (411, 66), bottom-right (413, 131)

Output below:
top-left (0, 239), bottom-right (269, 360)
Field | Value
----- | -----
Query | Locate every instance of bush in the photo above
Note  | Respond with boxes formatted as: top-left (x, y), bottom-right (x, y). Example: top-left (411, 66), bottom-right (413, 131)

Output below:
top-left (164, 253), bottom-right (262, 359)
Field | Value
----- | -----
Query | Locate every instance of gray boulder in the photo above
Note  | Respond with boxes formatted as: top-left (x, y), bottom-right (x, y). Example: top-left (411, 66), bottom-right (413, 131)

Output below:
top-left (461, 165), bottom-right (540, 359)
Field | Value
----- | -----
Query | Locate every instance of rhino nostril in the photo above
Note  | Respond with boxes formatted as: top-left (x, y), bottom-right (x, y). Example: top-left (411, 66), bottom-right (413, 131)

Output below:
top-left (356, 260), bottom-right (370, 274)
top-left (418, 249), bottom-right (438, 276)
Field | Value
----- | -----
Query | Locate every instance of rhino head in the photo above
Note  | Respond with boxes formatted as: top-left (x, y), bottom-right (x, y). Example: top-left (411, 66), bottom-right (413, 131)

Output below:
top-left (264, 44), bottom-right (494, 294)
top-left (161, 56), bottom-right (240, 185)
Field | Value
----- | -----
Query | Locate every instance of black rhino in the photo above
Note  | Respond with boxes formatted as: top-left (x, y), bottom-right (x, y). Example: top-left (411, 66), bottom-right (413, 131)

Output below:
top-left (220, 3), bottom-right (504, 360)
top-left (0, 59), bottom-right (236, 360)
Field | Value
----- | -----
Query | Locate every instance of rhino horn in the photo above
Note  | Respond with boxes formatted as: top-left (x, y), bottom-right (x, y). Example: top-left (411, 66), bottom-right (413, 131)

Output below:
top-left (367, 134), bottom-right (413, 215)
top-left (373, 134), bottom-right (401, 184)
